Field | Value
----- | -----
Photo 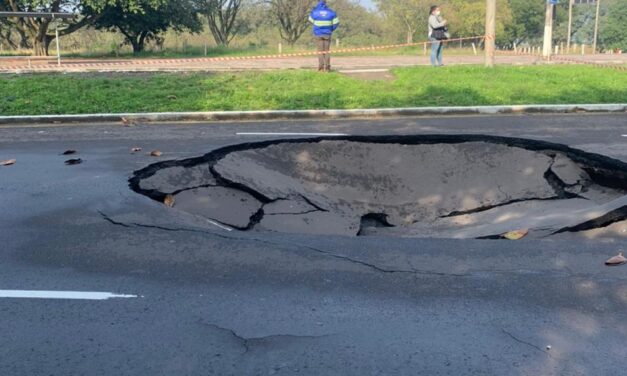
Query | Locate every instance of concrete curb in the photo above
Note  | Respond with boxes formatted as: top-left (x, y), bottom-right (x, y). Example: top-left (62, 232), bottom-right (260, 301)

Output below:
top-left (0, 104), bottom-right (625, 125)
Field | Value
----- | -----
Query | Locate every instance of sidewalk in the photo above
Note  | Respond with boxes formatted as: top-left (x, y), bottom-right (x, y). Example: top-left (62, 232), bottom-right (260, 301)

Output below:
top-left (1, 54), bottom-right (625, 73)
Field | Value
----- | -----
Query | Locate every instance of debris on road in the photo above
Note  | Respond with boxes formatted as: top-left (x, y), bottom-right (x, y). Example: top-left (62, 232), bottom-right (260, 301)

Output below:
top-left (504, 229), bottom-right (529, 240)
top-left (605, 252), bottom-right (626, 266)
top-left (150, 150), bottom-right (163, 157)
top-left (62, 150), bottom-right (77, 155)
top-left (121, 117), bottom-right (137, 127)
top-left (164, 194), bottom-right (175, 208)
top-left (65, 158), bottom-right (83, 165)
top-left (131, 147), bottom-right (143, 153)
top-left (1, 159), bottom-right (16, 166)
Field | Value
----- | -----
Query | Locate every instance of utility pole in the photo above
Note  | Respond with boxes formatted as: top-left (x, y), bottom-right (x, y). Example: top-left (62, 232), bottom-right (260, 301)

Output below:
top-left (485, 0), bottom-right (496, 67)
top-left (542, 1), bottom-right (555, 59)
top-left (567, 0), bottom-right (573, 51)
top-left (593, 0), bottom-right (601, 53)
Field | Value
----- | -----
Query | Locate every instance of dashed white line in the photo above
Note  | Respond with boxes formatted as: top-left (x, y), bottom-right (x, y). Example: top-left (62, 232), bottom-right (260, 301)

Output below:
top-left (236, 132), bottom-right (348, 136)
top-left (0, 290), bottom-right (138, 300)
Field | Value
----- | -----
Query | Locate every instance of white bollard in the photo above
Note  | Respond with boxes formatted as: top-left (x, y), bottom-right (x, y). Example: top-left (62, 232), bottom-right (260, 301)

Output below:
top-left (471, 43), bottom-right (477, 56)
top-left (582, 44), bottom-right (585, 55)
top-left (278, 43), bottom-right (282, 55)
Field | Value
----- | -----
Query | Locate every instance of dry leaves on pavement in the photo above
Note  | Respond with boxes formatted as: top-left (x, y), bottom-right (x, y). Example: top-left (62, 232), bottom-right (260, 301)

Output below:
top-left (605, 252), bottom-right (626, 266)
top-left (503, 229), bottom-right (529, 240)
top-left (65, 158), bottom-right (83, 165)
top-left (1, 159), bottom-right (16, 166)
top-left (164, 194), bottom-right (175, 208)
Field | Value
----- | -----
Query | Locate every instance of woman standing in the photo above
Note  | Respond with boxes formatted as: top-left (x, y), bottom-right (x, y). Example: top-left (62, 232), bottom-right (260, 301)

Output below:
top-left (428, 5), bottom-right (448, 67)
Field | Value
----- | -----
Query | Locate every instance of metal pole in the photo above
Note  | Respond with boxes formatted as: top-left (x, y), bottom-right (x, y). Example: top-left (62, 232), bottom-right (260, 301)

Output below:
top-left (542, 2), bottom-right (554, 59)
top-left (567, 0), bottom-right (573, 51)
top-left (485, 0), bottom-right (496, 67)
top-left (55, 24), bottom-right (61, 66)
top-left (593, 0), bottom-right (601, 53)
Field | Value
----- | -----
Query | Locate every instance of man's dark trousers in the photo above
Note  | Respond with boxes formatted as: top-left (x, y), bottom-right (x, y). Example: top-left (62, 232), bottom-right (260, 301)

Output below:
top-left (316, 36), bottom-right (331, 71)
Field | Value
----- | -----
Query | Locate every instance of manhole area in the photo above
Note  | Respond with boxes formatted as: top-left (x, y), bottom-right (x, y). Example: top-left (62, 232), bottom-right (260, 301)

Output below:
top-left (130, 135), bottom-right (627, 239)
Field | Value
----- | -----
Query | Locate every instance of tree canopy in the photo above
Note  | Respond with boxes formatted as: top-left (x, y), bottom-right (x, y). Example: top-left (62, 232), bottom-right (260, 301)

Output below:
top-left (0, 0), bottom-right (625, 55)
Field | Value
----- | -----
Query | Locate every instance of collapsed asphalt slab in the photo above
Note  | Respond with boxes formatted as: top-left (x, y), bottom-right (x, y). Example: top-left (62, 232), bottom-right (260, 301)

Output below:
top-left (130, 134), bottom-right (627, 239)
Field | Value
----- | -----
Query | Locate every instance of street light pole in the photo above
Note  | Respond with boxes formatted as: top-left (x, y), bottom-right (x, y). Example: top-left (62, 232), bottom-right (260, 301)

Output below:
top-left (542, 1), bottom-right (554, 59)
top-left (567, 0), bottom-right (573, 51)
top-left (485, 0), bottom-right (496, 67)
top-left (593, 0), bottom-right (601, 53)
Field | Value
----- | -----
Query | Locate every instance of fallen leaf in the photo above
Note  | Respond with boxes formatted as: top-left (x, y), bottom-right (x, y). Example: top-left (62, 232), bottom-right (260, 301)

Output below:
top-left (121, 117), bottom-right (136, 127)
top-left (167, 95), bottom-right (177, 100)
top-left (605, 252), bottom-right (626, 266)
top-left (65, 158), bottom-right (83, 165)
top-left (503, 229), bottom-right (529, 240)
top-left (131, 147), bottom-right (142, 153)
top-left (1, 159), bottom-right (16, 166)
top-left (62, 150), bottom-right (77, 155)
top-left (164, 194), bottom-right (175, 208)
top-left (150, 150), bottom-right (163, 157)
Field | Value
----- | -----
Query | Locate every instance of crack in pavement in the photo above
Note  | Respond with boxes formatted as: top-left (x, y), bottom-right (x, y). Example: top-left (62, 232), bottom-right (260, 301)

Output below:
top-left (501, 329), bottom-right (551, 357)
top-left (197, 320), bottom-right (332, 355)
top-left (97, 211), bottom-right (467, 277)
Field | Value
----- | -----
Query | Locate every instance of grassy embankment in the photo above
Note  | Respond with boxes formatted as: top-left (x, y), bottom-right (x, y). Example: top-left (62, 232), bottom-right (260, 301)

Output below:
top-left (0, 65), bottom-right (625, 115)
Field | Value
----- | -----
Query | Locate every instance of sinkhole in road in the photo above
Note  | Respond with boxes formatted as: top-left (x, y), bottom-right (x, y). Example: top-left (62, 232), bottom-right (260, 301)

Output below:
top-left (130, 135), bottom-right (627, 239)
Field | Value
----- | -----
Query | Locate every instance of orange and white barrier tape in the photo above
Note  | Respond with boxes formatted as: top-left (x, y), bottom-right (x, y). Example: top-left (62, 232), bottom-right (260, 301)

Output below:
top-left (0, 35), bottom-right (487, 71)
top-left (496, 49), bottom-right (627, 72)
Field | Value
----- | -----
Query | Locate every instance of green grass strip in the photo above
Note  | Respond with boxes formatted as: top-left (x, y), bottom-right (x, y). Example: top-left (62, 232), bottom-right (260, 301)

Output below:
top-left (0, 65), bottom-right (625, 116)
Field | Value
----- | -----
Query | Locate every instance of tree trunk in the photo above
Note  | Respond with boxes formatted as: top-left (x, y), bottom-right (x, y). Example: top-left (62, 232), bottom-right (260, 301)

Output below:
top-left (406, 29), bottom-right (413, 44)
top-left (130, 39), bottom-right (145, 54)
top-left (33, 38), bottom-right (48, 56)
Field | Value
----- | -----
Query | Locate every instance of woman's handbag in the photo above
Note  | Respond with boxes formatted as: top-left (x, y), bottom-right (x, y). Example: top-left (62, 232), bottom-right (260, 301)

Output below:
top-left (432, 26), bottom-right (449, 41)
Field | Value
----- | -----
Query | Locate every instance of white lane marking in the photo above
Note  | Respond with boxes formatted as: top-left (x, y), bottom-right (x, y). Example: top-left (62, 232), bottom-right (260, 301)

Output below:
top-left (207, 219), bottom-right (233, 232)
top-left (622, 134), bottom-right (627, 137)
top-left (237, 132), bottom-right (348, 136)
top-left (0, 290), bottom-right (138, 300)
top-left (339, 69), bottom-right (389, 73)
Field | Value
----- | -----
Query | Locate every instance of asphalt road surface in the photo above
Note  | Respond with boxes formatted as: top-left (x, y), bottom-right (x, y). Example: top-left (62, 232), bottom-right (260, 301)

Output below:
top-left (1, 114), bottom-right (626, 376)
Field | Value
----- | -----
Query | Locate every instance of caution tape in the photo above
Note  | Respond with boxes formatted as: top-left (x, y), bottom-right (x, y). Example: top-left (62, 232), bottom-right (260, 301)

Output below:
top-left (496, 49), bottom-right (627, 72)
top-left (0, 35), bottom-right (487, 71)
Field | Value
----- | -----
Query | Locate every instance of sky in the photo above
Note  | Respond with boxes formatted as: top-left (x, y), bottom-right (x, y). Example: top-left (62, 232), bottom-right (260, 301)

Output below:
top-left (358, 0), bottom-right (377, 10)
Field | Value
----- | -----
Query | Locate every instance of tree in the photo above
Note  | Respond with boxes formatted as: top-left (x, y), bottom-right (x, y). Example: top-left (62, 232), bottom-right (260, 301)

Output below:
top-left (88, 0), bottom-right (202, 53)
top-left (506, 0), bottom-right (544, 44)
top-left (599, 0), bottom-right (626, 51)
top-left (0, 0), bottom-right (165, 56)
top-left (196, 0), bottom-right (244, 46)
top-left (445, 0), bottom-right (512, 45)
top-left (329, 0), bottom-right (384, 45)
top-left (375, 0), bottom-right (431, 44)
top-left (265, 0), bottom-right (316, 46)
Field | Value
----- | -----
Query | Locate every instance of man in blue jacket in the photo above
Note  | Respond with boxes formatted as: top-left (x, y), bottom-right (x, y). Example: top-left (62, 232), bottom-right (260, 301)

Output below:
top-left (309, 1), bottom-right (339, 72)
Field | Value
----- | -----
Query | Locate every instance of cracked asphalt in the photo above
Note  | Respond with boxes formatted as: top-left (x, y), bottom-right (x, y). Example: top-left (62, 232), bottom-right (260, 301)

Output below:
top-left (1, 113), bottom-right (626, 376)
